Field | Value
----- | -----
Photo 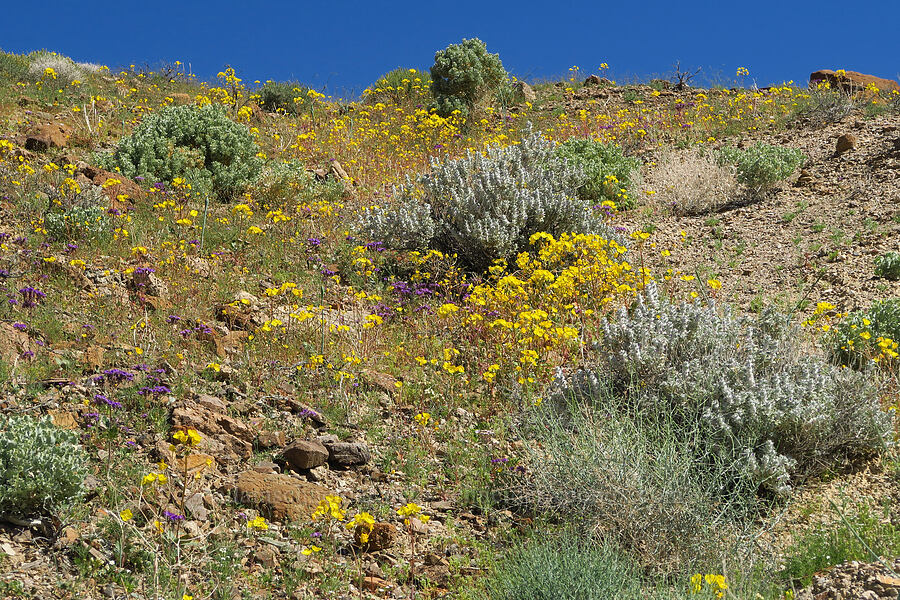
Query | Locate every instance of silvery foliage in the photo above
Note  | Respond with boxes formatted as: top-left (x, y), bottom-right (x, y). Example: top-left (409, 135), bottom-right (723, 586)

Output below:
top-left (548, 283), bottom-right (892, 495)
top-left (359, 126), bottom-right (623, 270)
top-left (0, 415), bottom-right (88, 517)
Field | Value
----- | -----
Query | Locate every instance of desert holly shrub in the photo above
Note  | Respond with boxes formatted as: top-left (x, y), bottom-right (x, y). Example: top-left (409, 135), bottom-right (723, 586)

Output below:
top-left (0, 415), bottom-right (88, 517)
top-left (556, 138), bottom-right (642, 210)
top-left (716, 143), bottom-right (803, 193)
top-left (256, 81), bottom-right (313, 115)
top-left (100, 103), bottom-right (262, 201)
top-left (365, 67), bottom-right (432, 105)
top-left (358, 127), bottom-right (623, 271)
top-left (827, 298), bottom-right (900, 370)
top-left (550, 284), bottom-right (891, 496)
top-left (875, 251), bottom-right (900, 281)
top-left (43, 186), bottom-right (109, 242)
top-left (430, 38), bottom-right (507, 119)
top-left (484, 532), bottom-right (656, 600)
top-left (643, 148), bottom-right (739, 215)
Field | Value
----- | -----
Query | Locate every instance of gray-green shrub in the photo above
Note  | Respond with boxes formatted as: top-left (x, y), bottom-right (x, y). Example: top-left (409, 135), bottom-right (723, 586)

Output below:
top-left (430, 38), bottom-right (507, 119)
top-left (551, 284), bottom-right (891, 495)
top-left (100, 103), bottom-right (262, 200)
top-left (556, 138), bottom-right (642, 210)
top-left (717, 143), bottom-right (803, 193)
top-left (43, 187), bottom-right (109, 242)
top-left (484, 532), bottom-right (655, 600)
top-left (358, 126), bottom-right (622, 271)
top-left (0, 415), bottom-right (88, 517)
top-left (875, 251), bottom-right (900, 281)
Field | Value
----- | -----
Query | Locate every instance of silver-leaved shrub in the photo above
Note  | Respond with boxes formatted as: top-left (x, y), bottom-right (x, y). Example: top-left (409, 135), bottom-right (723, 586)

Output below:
top-left (358, 127), bottom-right (622, 271)
top-left (0, 415), bottom-right (88, 517)
top-left (548, 283), bottom-right (891, 495)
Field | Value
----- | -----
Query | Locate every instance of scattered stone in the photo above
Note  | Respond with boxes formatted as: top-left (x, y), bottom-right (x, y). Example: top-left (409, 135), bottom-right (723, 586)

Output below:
top-left (170, 93), bottom-right (192, 104)
top-left (232, 470), bottom-right (331, 522)
top-left (362, 576), bottom-right (390, 592)
top-left (835, 133), bottom-right (857, 155)
top-left (324, 441), bottom-right (371, 467)
top-left (257, 430), bottom-right (285, 449)
top-left (77, 163), bottom-right (142, 204)
top-left (254, 547), bottom-right (278, 568)
top-left (583, 74), bottom-right (612, 86)
top-left (48, 410), bottom-right (78, 430)
top-left (281, 440), bottom-right (329, 471)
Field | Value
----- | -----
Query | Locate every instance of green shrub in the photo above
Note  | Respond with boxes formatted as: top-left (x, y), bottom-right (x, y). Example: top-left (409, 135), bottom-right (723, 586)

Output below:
top-left (552, 284), bottom-right (890, 496)
top-left (358, 126), bottom-right (622, 271)
top-left (43, 187), bottom-right (109, 242)
top-left (256, 81), bottom-right (313, 115)
top-left (717, 143), bottom-right (803, 193)
top-left (252, 159), bottom-right (343, 206)
top-left (827, 298), bottom-right (900, 369)
top-left (0, 49), bottom-right (30, 83)
top-left (556, 138), bottom-right (642, 210)
top-left (875, 251), bottom-right (900, 281)
top-left (484, 532), bottom-right (654, 600)
top-left (101, 103), bottom-right (262, 201)
top-left (0, 414), bottom-right (88, 517)
top-left (365, 67), bottom-right (431, 105)
top-left (430, 38), bottom-right (507, 119)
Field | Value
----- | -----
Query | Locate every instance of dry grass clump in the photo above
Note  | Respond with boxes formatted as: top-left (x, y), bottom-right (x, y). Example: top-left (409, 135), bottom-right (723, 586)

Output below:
top-left (643, 148), bottom-right (738, 215)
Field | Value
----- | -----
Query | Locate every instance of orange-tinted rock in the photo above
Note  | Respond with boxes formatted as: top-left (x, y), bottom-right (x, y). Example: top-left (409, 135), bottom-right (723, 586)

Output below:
top-left (810, 69), bottom-right (900, 93)
top-left (232, 470), bottom-right (331, 522)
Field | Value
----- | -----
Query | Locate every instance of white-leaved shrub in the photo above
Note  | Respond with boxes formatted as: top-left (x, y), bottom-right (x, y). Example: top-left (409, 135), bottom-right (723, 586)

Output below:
top-left (358, 126), bottom-right (622, 271)
top-left (548, 283), bottom-right (891, 496)
top-left (0, 415), bottom-right (88, 517)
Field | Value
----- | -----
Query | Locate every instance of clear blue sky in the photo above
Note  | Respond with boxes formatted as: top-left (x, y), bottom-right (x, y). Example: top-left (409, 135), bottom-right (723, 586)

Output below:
top-left (3, 1), bottom-right (898, 98)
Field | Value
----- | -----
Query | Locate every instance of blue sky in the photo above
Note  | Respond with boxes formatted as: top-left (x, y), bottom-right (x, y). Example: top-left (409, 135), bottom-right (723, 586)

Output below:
top-left (2, 0), bottom-right (898, 98)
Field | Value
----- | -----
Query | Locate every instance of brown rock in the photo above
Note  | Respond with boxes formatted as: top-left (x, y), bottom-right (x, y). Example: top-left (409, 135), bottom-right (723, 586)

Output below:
top-left (170, 93), bottom-right (192, 105)
top-left (254, 547), bottom-right (278, 568)
top-left (232, 470), bottom-right (331, 522)
top-left (584, 74), bottom-right (612, 86)
top-left (355, 521), bottom-right (397, 551)
top-left (24, 123), bottom-right (72, 151)
top-left (281, 440), bottom-right (329, 470)
top-left (810, 69), bottom-right (900, 94)
top-left (835, 133), bottom-right (857, 154)
top-left (175, 453), bottom-right (216, 474)
top-left (257, 430), bottom-right (285, 449)
top-left (78, 164), bottom-right (142, 204)
top-left (324, 441), bottom-right (370, 467)
top-left (362, 576), bottom-right (390, 592)
top-left (0, 322), bottom-right (32, 364)
top-left (57, 526), bottom-right (79, 547)
top-left (515, 81), bottom-right (536, 103)
top-left (48, 410), bottom-right (78, 430)
top-left (330, 160), bottom-right (350, 181)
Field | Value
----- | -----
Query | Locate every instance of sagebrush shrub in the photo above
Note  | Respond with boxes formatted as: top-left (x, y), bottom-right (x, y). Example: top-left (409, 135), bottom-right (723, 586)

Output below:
top-left (26, 50), bottom-right (97, 82)
top-left (101, 103), bottom-right (262, 200)
top-left (0, 415), bottom-right (88, 517)
top-left (716, 143), bottom-right (803, 193)
top-left (827, 298), bottom-right (900, 369)
top-left (365, 67), bottom-right (431, 105)
top-left (643, 148), bottom-right (739, 215)
top-left (556, 138), bottom-right (642, 210)
top-left (875, 251), bottom-right (900, 281)
top-left (358, 126), bottom-right (622, 271)
top-left (550, 284), bottom-right (890, 495)
top-left (430, 38), bottom-right (507, 119)
top-left (256, 81), bottom-right (313, 115)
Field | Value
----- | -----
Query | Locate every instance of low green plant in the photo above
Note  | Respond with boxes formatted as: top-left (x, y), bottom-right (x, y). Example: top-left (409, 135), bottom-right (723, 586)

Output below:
top-left (43, 187), bottom-right (109, 242)
top-left (0, 49), bottom-right (30, 83)
top-left (100, 103), bottom-right (262, 201)
top-left (781, 501), bottom-right (900, 586)
top-left (430, 38), bottom-right (507, 119)
top-left (483, 531), bottom-right (653, 600)
top-left (0, 414), bottom-right (88, 517)
top-left (827, 298), bottom-right (900, 369)
top-left (365, 67), bottom-right (431, 105)
top-left (256, 80), bottom-right (313, 115)
top-left (556, 138), bottom-right (642, 210)
top-left (717, 143), bottom-right (804, 193)
top-left (875, 251), bottom-right (900, 281)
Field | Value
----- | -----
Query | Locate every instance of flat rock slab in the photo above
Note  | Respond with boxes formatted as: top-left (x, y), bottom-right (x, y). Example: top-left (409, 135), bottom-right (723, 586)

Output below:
top-left (232, 470), bottom-right (331, 522)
